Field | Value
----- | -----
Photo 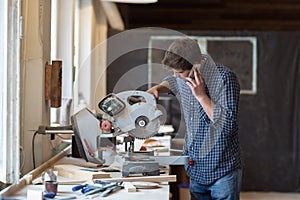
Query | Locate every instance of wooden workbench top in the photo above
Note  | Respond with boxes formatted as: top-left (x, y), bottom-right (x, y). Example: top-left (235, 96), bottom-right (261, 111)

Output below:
top-left (0, 145), bottom-right (174, 200)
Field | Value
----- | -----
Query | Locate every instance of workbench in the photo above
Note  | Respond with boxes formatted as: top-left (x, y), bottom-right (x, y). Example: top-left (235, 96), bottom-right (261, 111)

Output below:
top-left (0, 136), bottom-right (175, 200)
top-left (6, 181), bottom-right (170, 200)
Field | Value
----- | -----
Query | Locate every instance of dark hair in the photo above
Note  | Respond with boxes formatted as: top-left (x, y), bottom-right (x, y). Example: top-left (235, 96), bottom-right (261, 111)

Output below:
top-left (162, 37), bottom-right (202, 70)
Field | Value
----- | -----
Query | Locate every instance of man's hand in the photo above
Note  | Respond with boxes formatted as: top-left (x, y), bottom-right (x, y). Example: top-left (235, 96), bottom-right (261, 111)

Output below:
top-left (185, 67), bottom-right (206, 99)
top-left (147, 87), bottom-right (159, 100)
top-left (147, 81), bottom-right (171, 101)
top-left (185, 68), bottom-right (214, 122)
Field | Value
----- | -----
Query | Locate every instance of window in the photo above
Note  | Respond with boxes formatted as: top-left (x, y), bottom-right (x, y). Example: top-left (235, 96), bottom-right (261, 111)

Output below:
top-left (0, 0), bottom-right (21, 183)
top-left (50, 0), bottom-right (75, 126)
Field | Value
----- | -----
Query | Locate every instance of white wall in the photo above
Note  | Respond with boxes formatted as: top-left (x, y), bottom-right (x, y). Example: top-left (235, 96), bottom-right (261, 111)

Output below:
top-left (20, 0), bottom-right (51, 173)
top-left (20, 0), bottom-right (108, 174)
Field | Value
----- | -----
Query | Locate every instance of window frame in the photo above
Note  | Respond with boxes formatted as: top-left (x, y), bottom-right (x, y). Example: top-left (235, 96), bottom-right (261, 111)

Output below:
top-left (0, 0), bottom-right (21, 184)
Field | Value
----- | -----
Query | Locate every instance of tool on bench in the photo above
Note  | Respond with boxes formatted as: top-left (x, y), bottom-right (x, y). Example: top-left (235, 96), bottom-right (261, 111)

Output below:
top-left (98, 184), bottom-right (123, 197)
top-left (72, 181), bottom-right (123, 197)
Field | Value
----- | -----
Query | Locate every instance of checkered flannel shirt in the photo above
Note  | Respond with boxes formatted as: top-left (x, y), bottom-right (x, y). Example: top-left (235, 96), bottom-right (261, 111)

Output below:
top-left (164, 64), bottom-right (242, 185)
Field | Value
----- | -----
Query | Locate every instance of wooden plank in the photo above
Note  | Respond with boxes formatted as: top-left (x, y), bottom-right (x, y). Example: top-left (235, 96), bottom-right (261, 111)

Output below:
top-left (1, 147), bottom-right (71, 196)
top-left (54, 165), bottom-right (110, 181)
top-left (30, 146), bottom-right (71, 180)
top-left (55, 156), bottom-right (103, 168)
top-left (0, 177), bottom-right (29, 197)
top-left (93, 175), bottom-right (176, 183)
top-left (55, 179), bottom-right (86, 185)
top-left (51, 60), bottom-right (62, 108)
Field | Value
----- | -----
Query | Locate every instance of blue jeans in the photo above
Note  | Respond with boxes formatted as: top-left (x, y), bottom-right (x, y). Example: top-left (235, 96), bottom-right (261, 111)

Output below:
top-left (190, 168), bottom-right (242, 200)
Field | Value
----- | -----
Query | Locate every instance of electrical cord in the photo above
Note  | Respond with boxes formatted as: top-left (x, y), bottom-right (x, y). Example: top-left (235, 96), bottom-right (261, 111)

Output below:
top-left (32, 131), bottom-right (38, 169)
top-left (32, 126), bottom-right (73, 169)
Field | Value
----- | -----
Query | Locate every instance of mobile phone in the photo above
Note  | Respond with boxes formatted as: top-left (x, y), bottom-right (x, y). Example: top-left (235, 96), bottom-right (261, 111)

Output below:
top-left (188, 57), bottom-right (207, 79)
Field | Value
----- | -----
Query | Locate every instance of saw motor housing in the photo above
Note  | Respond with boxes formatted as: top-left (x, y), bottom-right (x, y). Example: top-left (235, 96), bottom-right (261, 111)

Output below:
top-left (98, 91), bottom-right (163, 139)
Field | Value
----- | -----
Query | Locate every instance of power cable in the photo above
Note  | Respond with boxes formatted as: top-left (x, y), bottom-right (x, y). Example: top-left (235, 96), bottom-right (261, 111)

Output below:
top-left (32, 131), bottom-right (38, 169)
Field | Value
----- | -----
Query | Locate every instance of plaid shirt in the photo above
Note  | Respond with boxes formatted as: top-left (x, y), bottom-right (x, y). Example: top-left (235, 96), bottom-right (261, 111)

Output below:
top-left (164, 64), bottom-right (242, 185)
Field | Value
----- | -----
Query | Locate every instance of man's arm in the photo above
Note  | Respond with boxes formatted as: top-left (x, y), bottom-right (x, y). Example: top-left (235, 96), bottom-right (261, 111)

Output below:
top-left (195, 94), bottom-right (214, 122)
top-left (147, 80), bottom-right (171, 100)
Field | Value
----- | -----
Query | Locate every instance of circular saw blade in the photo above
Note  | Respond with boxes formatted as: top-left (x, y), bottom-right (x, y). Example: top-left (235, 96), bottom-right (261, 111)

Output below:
top-left (128, 118), bottom-right (160, 139)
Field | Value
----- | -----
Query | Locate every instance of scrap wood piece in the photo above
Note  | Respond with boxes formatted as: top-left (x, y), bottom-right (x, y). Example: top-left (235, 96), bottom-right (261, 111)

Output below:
top-left (123, 182), bottom-right (136, 192)
top-left (55, 156), bottom-right (103, 168)
top-left (54, 164), bottom-right (110, 181)
top-left (131, 181), bottom-right (159, 189)
top-left (56, 179), bottom-right (86, 185)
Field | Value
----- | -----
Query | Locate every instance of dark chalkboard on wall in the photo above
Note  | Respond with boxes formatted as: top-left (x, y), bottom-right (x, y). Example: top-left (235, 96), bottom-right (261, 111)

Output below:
top-left (207, 40), bottom-right (254, 92)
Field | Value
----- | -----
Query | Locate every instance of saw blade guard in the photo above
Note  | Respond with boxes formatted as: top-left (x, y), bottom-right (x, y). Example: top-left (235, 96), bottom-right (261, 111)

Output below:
top-left (98, 90), bottom-right (163, 139)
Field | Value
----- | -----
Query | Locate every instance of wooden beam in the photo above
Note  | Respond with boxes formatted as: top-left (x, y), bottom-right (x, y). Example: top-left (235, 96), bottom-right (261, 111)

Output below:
top-left (50, 60), bottom-right (62, 108)
top-left (93, 174), bottom-right (176, 183)
top-left (54, 165), bottom-right (110, 181)
top-left (0, 146), bottom-right (71, 197)
top-left (100, 1), bottom-right (125, 31)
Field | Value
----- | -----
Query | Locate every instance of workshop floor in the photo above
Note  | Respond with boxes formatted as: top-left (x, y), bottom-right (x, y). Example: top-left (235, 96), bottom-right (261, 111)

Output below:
top-left (240, 192), bottom-right (300, 200)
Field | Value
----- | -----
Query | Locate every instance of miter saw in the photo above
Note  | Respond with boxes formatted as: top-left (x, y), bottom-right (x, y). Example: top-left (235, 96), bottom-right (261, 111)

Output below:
top-left (72, 90), bottom-right (187, 177)
top-left (97, 90), bottom-right (163, 176)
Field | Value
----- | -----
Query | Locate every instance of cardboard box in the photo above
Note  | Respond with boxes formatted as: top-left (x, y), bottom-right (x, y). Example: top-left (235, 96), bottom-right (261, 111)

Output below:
top-left (179, 184), bottom-right (190, 200)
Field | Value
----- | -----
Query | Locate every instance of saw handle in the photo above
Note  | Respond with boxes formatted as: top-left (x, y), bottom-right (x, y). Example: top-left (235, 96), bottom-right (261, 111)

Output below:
top-left (128, 96), bottom-right (143, 104)
top-left (117, 90), bottom-right (157, 107)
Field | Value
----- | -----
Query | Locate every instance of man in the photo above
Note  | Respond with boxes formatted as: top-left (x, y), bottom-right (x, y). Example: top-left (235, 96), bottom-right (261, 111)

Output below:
top-left (147, 37), bottom-right (242, 199)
